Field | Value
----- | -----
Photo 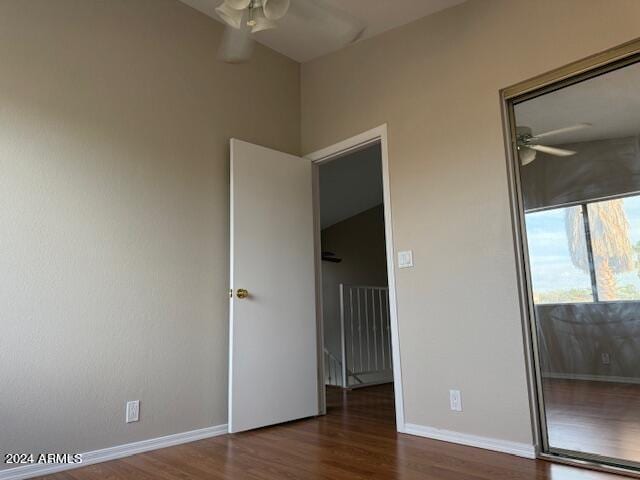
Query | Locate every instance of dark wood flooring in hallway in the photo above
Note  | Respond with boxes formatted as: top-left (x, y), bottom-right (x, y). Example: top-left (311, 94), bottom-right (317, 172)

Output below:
top-left (36, 384), bottom-right (626, 480)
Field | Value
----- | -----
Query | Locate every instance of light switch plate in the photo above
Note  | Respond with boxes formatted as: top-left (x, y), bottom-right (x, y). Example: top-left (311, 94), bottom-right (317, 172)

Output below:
top-left (398, 250), bottom-right (414, 269)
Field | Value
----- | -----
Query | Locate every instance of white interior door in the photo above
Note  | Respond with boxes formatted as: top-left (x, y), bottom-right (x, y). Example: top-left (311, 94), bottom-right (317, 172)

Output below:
top-left (229, 139), bottom-right (318, 433)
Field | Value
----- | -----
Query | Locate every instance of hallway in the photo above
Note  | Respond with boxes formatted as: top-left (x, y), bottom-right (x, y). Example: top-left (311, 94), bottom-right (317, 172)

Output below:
top-left (36, 384), bottom-right (620, 480)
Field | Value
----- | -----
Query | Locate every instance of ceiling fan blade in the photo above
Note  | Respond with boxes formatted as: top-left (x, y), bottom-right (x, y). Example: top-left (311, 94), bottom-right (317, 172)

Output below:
top-left (528, 144), bottom-right (577, 157)
top-left (531, 123), bottom-right (592, 140)
top-left (218, 25), bottom-right (255, 63)
top-left (215, 2), bottom-right (245, 28)
top-left (225, 0), bottom-right (252, 9)
top-left (290, 0), bottom-right (366, 45)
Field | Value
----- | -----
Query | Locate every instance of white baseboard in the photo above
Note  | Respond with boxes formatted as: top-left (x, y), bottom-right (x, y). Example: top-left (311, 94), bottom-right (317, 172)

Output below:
top-left (0, 424), bottom-right (228, 480)
top-left (404, 423), bottom-right (536, 459)
top-left (543, 372), bottom-right (640, 385)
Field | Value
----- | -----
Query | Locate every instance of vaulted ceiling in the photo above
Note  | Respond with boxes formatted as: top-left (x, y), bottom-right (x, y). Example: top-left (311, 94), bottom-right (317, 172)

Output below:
top-left (319, 144), bottom-right (383, 229)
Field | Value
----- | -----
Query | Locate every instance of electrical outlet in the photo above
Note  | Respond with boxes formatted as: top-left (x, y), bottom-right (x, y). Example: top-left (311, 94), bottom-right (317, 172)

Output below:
top-left (601, 353), bottom-right (611, 365)
top-left (126, 400), bottom-right (140, 423)
top-left (449, 390), bottom-right (462, 412)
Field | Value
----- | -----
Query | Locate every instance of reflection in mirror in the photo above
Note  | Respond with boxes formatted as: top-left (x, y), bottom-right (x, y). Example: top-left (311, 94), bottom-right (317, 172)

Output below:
top-left (515, 59), bottom-right (640, 467)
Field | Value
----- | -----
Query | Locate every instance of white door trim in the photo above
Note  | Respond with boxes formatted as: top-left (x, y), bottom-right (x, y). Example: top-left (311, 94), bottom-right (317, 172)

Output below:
top-left (306, 124), bottom-right (406, 433)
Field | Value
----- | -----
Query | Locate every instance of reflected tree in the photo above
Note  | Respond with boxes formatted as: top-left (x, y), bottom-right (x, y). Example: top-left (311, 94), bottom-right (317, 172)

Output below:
top-left (566, 199), bottom-right (634, 300)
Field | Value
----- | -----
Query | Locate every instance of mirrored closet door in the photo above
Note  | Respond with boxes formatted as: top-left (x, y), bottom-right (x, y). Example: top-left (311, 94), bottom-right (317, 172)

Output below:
top-left (512, 56), bottom-right (640, 469)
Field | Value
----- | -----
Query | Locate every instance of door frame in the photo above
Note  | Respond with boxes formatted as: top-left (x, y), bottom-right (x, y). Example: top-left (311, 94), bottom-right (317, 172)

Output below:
top-left (305, 124), bottom-right (406, 432)
top-left (501, 37), bottom-right (640, 476)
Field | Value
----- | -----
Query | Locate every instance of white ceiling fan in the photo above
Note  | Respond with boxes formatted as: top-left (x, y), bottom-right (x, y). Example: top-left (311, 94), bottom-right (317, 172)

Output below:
top-left (215, 0), bottom-right (365, 63)
top-left (215, 0), bottom-right (289, 63)
top-left (516, 123), bottom-right (592, 166)
top-left (216, 0), bottom-right (290, 33)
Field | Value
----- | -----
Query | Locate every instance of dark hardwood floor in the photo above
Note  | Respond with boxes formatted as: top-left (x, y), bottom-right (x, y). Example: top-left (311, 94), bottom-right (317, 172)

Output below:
top-left (37, 384), bottom-right (627, 480)
top-left (545, 378), bottom-right (640, 464)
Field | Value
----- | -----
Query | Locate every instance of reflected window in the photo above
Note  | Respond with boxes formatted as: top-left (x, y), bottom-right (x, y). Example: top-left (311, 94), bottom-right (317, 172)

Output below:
top-left (526, 194), bottom-right (640, 304)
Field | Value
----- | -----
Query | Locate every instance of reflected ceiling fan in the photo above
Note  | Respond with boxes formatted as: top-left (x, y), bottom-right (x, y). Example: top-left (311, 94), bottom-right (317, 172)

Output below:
top-left (215, 0), bottom-right (365, 63)
top-left (516, 123), bottom-right (592, 166)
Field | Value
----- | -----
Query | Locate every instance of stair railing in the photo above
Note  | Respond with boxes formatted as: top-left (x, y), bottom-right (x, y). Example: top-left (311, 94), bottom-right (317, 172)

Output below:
top-left (324, 284), bottom-right (393, 389)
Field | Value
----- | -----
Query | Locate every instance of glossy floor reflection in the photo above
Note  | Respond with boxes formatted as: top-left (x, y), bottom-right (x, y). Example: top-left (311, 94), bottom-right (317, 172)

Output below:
top-left (36, 384), bottom-right (625, 479)
top-left (545, 378), bottom-right (640, 464)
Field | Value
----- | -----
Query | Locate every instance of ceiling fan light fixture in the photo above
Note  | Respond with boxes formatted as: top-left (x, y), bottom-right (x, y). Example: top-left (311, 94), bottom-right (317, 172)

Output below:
top-left (262, 0), bottom-right (290, 20)
top-left (250, 7), bottom-right (277, 32)
top-left (215, 2), bottom-right (245, 29)
top-left (518, 146), bottom-right (537, 166)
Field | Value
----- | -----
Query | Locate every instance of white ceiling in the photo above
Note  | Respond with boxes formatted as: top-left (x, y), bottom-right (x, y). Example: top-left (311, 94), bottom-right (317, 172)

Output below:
top-left (515, 61), bottom-right (640, 145)
top-left (319, 144), bottom-right (382, 229)
top-left (180, 0), bottom-right (467, 62)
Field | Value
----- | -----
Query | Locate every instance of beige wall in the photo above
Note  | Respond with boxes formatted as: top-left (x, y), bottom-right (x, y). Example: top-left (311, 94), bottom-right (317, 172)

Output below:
top-left (302, 0), bottom-right (640, 444)
top-left (321, 205), bottom-right (387, 358)
top-left (0, 0), bottom-right (299, 464)
top-left (4, 0), bottom-right (640, 464)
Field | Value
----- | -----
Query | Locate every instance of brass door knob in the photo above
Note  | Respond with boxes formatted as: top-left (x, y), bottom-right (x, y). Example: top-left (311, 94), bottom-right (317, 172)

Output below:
top-left (236, 288), bottom-right (249, 299)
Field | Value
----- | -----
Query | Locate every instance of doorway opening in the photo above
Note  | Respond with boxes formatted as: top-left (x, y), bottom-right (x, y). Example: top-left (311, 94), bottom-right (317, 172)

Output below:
top-left (308, 125), bottom-right (404, 430)
top-left (227, 126), bottom-right (404, 435)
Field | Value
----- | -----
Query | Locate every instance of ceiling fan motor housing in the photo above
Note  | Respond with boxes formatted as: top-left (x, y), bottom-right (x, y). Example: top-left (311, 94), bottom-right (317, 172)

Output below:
top-left (516, 125), bottom-right (533, 144)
